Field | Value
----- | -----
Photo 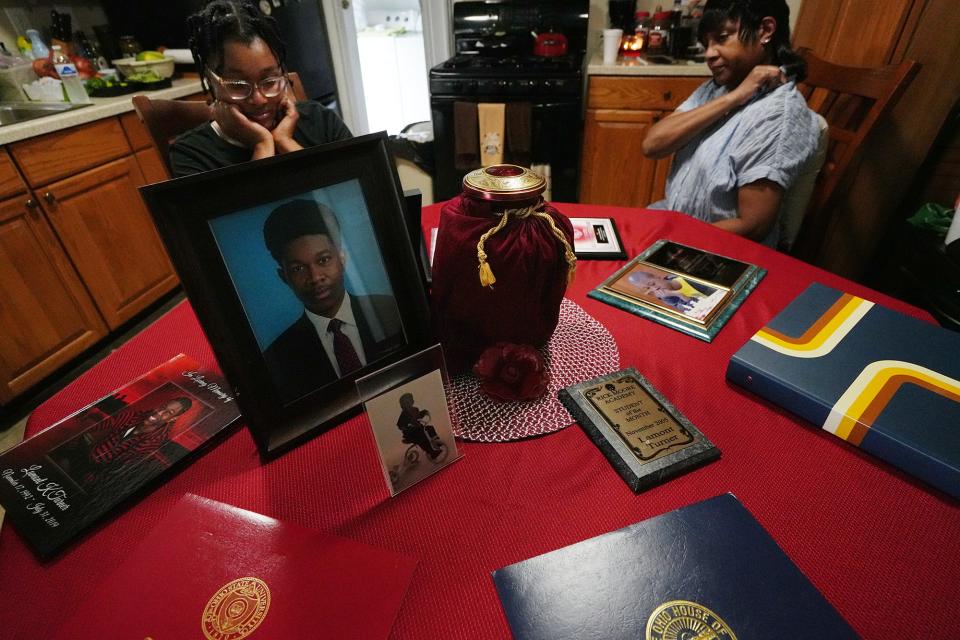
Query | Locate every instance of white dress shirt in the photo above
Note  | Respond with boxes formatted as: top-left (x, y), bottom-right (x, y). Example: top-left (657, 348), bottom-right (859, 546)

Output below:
top-left (304, 293), bottom-right (368, 377)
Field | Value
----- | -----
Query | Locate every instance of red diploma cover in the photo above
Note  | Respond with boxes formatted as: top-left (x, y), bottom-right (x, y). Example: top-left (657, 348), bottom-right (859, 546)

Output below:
top-left (52, 494), bottom-right (418, 639)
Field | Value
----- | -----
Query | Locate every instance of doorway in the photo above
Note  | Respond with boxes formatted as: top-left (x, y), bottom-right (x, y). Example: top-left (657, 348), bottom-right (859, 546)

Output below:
top-left (353, 0), bottom-right (430, 135)
top-left (320, 0), bottom-right (433, 135)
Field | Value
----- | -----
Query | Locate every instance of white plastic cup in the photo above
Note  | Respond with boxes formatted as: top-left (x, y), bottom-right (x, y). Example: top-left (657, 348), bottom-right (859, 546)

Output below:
top-left (602, 28), bottom-right (623, 65)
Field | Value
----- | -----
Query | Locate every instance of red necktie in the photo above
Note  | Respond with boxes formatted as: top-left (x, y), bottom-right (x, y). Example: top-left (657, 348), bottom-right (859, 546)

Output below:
top-left (328, 318), bottom-right (362, 375)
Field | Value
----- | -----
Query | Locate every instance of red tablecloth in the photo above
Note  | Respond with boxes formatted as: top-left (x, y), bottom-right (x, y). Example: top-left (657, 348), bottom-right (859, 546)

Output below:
top-left (1, 204), bottom-right (957, 639)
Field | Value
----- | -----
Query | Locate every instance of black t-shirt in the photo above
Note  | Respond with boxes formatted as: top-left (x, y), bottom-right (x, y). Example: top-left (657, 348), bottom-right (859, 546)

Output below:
top-left (169, 101), bottom-right (352, 177)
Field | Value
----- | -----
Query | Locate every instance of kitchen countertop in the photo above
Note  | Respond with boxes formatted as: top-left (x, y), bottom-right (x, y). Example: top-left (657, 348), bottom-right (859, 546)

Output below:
top-left (0, 77), bottom-right (204, 146)
top-left (585, 51), bottom-right (711, 76)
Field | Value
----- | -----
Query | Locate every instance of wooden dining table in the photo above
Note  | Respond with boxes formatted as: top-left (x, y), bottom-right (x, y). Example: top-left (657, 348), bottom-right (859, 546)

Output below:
top-left (1, 202), bottom-right (957, 639)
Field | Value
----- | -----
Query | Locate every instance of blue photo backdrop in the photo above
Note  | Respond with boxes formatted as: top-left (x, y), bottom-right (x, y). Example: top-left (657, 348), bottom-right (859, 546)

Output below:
top-left (208, 179), bottom-right (395, 351)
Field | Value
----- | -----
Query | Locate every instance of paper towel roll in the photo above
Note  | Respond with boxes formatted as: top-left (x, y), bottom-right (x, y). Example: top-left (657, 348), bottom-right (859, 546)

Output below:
top-left (945, 195), bottom-right (960, 259)
top-left (162, 49), bottom-right (194, 64)
top-left (946, 194), bottom-right (960, 245)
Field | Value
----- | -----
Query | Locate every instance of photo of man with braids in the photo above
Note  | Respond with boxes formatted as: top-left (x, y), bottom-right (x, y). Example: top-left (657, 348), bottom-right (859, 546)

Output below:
top-left (49, 386), bottom-right (199, 491)
top-left (260, 199), bottom-right (404, 403)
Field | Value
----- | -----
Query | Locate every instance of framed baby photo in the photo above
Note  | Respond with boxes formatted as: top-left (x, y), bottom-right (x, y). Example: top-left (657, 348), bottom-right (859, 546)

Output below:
top-left (357, 344), bottom-right (461, 496)
top-left (588, 240), bottom-right (765, 342)
top-left (141, 133), bottom-right (433, 458)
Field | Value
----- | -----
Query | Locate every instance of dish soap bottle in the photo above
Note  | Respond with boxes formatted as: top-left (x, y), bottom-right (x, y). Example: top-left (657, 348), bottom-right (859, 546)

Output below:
top-left (52, 45), bottom-right (90, 103)
top-left (25, 29), bottom-right (49, 59)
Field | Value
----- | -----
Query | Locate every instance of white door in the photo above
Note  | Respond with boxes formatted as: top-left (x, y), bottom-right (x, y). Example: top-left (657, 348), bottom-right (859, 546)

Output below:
top-left (321, 0), bottom-right (451, 135)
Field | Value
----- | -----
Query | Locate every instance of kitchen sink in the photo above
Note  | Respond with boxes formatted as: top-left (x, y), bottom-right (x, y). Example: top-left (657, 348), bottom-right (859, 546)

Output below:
top-left (0, 101), bottom-right (92, 126)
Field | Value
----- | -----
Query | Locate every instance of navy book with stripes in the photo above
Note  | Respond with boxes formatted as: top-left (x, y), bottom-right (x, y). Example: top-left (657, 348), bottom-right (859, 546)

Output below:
top-left (727, 283), bottom-right (960, 499)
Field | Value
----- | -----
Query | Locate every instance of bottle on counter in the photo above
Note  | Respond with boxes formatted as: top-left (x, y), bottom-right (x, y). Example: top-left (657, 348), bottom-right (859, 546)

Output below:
top-left (118, 35), bottom-right (142, 58)
top-left (75, 31), bottom-right (107, 70)
top-left (52, 45), bottom-right (90, 103)
top-left (634, 11), bottom-right (651, 53)
top-left (25, 29), bottom-right (49, 59)
top-left (647, 11), bottom-right (673, 55)
top-left (670, 1), bottom-right (694, 58)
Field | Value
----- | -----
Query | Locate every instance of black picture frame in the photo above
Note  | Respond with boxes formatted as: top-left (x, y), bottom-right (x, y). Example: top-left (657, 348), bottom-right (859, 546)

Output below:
top-left (569, 217), bottom-right (628, 260)
top-left (140, 133), bottom-right (433, 458)
top-left (402, 188), bottom-right (432, 288)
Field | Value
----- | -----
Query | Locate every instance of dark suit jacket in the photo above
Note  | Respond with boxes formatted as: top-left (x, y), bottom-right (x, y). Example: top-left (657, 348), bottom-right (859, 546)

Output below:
top-left (263, 294), bottom-right (404, 404)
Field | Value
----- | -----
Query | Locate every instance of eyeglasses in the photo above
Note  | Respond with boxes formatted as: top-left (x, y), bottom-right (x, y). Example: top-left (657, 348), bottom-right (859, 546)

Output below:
top-left (207, 68), bottom-right (288, 101)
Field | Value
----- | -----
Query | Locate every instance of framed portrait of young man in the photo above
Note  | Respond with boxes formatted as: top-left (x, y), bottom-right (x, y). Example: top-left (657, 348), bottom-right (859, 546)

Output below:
top-left (141, 134), bottom-right (433, 457)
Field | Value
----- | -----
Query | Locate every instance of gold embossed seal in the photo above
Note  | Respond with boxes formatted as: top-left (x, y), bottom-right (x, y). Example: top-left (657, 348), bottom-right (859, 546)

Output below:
top-left (646, 600), bottom-right (737, 640)
top-left (201, 577), bottom-right (271, 640)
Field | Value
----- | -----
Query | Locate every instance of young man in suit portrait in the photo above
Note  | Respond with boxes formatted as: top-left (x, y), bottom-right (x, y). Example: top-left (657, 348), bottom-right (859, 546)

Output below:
top-left (262, 199), bottom-right (404, 403)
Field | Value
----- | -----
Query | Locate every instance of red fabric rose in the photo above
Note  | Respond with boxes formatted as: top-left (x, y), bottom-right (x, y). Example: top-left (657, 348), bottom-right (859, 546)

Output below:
top-left (473, 343), bottom-right (550, 402)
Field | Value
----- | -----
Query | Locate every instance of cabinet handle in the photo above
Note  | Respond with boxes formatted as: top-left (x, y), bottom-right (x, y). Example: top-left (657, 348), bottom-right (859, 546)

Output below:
top-left (43, 191), bottom-right (56, 204)
top-left (25, 198), bottom-right (38, 209)
top-left (663, 90), bottom-right (672, 101)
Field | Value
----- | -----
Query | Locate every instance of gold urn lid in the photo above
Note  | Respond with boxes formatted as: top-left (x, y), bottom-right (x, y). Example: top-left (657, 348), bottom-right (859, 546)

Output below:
top-left (462, 164), bottom-right (546, 202)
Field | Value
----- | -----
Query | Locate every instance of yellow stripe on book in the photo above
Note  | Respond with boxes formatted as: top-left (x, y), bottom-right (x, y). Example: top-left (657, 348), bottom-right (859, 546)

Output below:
top-left (751, 295), bottom-right (872, 358)
top-left (823, 360), bottom-right (960, 444)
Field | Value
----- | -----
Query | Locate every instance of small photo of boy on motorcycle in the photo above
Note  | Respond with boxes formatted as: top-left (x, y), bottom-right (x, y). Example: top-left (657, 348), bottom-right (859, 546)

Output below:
top-left (363, 369), bottom-right (460, 495)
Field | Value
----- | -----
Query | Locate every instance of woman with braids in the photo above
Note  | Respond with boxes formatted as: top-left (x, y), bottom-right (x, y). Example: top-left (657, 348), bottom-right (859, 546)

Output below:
top-left (642, 0), bottom-right (819, 246)
top-left (170, 0), bottom-right (351, 177)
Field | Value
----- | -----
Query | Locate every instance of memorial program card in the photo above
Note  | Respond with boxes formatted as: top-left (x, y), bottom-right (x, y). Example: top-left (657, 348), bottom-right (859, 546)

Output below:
top-left (0, 354), bottom-right (240, 558)
top-left (558, 368), bottom-right (718, 492)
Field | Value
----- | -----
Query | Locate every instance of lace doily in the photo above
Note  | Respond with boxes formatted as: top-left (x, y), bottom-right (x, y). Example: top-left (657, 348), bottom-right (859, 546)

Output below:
top-left (449, 298), bottom-right (620, 442)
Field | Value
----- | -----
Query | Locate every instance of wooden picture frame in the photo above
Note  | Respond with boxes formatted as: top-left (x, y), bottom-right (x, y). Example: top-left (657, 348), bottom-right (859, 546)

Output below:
top-left (141, 133), bottom-right (433, 458)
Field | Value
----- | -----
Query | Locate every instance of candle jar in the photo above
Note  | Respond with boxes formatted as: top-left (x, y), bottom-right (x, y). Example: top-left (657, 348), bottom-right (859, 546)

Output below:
top-left (431, 165), bottom-right (577, 372)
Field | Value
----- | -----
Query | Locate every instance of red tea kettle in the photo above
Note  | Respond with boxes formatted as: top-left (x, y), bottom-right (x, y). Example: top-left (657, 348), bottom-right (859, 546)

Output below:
top-left (532, 29), bottom-right (568, 57)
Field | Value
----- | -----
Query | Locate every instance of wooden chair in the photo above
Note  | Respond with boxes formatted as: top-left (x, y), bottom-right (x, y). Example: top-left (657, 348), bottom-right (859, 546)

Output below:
top-left (132, 71), bottom-right (308, 173)
top-left (790, 49), bottom-right (920, 261)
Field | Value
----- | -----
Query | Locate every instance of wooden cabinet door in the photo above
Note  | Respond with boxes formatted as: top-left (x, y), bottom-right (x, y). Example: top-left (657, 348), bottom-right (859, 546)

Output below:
top-left (41, 156), bottom-right (178, 330)
top-left (579, 109), bottom-right (673, 206)
top-left (0, 197), bottom-right (106, 403)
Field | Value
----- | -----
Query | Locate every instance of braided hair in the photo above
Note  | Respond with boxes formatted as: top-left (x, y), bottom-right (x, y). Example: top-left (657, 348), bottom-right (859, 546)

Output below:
top-left (698, 0), bottom-right (806, 82)
top-left (186, 0), bottom-right (288, 96)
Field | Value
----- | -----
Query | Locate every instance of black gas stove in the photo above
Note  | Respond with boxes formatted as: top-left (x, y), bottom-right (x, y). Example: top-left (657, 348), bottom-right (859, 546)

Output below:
top-left (430, 54), bottom-right (582, 98)
top-left (429, 0), bottom-right (590, 201)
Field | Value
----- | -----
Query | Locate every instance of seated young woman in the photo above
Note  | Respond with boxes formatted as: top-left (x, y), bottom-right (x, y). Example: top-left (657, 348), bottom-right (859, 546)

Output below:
top-left (642, 0), bottom-right (819, 246)
top-left (170, 0), bottom-right (352, 177)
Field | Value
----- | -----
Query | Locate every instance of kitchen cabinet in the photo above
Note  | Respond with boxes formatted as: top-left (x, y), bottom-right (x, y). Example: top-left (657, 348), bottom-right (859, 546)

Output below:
top-left (39, 156), bottom-right (177, 329)
top-left (579, 75), bottom-right (705, 206)
top-left (0, 150), bottom-right (106, 404)
top-left (8, 117), bottom-right (178, 332)
top-left (0, 94), bottom-right (196, 404)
